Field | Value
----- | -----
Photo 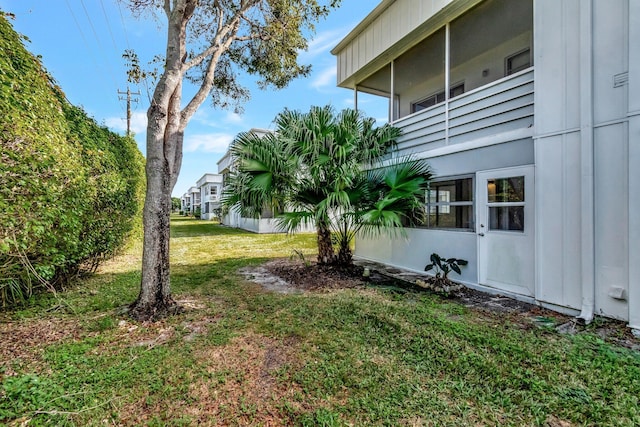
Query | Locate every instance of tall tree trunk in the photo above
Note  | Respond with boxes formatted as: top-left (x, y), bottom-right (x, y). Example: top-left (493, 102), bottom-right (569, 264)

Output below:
top-left (128, 0), bottom-right (190, 321)
top-left (129, 104), bottom-right (182, 321)
top-left (317, 221), bottom-right (336, 265)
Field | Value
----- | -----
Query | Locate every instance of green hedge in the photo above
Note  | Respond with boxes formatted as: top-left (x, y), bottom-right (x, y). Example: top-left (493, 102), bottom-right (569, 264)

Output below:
top-left (0, 14), bottom-right (145, 306)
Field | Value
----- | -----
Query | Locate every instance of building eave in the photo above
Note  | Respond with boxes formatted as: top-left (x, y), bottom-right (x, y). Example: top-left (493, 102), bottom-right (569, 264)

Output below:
top-left (332, 0), bottom-right (484, 90)
top-left (330, 0), bottom-right (396, 55)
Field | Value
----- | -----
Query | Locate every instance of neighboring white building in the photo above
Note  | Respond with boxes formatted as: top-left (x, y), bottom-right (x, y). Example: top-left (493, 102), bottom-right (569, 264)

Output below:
top-left (197, 173), bottom-right (224, 220)
top-left (332, 0), bottom-right (639, 330)
top-left (180, 192), bottom-right (191, 214)
top-left (188, 186), bottom-right (200, 215)
top-left (217, 128), bottom-right (318, 234)
top-left (216, 128), bottom-right (288, 233)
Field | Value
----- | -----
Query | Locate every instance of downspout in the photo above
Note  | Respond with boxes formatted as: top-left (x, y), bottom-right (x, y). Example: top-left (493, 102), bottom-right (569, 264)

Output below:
top-left (628, 0), bottom-right (640, 334)
top-left (577, 0), bottom-right (595, 324)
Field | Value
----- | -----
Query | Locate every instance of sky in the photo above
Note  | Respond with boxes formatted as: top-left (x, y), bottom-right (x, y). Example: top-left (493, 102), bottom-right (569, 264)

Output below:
top-left (0, 0), bottom-right (385, 197)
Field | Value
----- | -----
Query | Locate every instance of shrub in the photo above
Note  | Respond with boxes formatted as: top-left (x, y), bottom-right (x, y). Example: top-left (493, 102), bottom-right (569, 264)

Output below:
top-left (0, 15), bottom-right (144, 306)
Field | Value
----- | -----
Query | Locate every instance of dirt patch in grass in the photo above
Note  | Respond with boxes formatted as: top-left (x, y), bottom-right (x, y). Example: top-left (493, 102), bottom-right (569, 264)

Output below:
top-left (0, 317), bottom-right (82, 377)
top-left (117, 333), bottom-right (307, 426)
top-left (255, 258), bottom-right (366, 291)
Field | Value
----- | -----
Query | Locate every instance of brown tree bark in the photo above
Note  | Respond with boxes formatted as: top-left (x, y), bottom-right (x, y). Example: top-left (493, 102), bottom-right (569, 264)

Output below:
top-left (336, 245), bottom-right (353, 266)
top-left (316, 221), bottom-right (336, 265)
top-left (129, 1), bottom-right (194, 321)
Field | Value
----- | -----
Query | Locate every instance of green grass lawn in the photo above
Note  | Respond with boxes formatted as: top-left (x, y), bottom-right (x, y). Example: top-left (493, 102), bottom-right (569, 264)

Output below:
top-left (1, 215), bottom-right (639, 426)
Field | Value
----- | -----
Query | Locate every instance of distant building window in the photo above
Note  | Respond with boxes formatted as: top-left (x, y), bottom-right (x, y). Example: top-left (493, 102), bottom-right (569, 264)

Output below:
top-left (424, 177), bottom-right (474, 230)
top-left (505, 48), bottom-right (531, 75)
top-left (411, 83), bottom-right (465, 113)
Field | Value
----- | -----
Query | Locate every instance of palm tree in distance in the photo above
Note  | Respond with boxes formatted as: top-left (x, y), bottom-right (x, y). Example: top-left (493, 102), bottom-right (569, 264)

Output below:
top-left (223, 105), bottom-right (432, 266)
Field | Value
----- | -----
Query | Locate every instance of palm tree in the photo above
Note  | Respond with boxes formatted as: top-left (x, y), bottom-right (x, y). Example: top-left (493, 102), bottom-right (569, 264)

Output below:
top-left (223, 105), bottom-right (432, 266)
top-left (332, 157), bottom-right (433, 264)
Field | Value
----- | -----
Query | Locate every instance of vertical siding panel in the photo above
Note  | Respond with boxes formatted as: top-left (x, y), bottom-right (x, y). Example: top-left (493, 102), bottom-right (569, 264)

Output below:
top-left (594, 124), bottom-right (629, 320)
top-left (534, 0), bottom-right (575, 134)
top-left (592, 0), bottom-right (628, 123)
top-left (366, 25), bottom-right (374, 63)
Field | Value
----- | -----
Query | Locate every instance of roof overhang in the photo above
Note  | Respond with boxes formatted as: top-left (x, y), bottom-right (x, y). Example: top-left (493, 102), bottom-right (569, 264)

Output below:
top-left (331, 0), bottom-right (484, 89)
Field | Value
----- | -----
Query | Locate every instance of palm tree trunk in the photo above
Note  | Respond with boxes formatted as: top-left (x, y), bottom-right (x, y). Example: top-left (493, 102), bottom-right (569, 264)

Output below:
top-left (337, 245), bottom-right (353, 266)
top-left (316, 222), bottom-right (335, 265)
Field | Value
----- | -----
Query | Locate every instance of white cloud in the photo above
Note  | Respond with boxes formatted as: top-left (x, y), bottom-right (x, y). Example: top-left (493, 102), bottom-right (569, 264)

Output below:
top-left (343, 97), bottom-right (354, 106)
top-left (192, 109), bottom-right (244, 128)
top-left (105, 111), bottom-right (147, 135)
top-left (184, 133), bottom-right (234, 153)
top-left (311, 66), bottom-right (337, 90)
top-left (301, 28), bottom-right (348, 60)
top-left (224, 111), bottom-right (243, 125)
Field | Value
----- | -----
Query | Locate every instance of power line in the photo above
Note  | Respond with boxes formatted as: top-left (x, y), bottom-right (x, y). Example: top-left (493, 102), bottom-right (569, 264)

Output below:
top-left (64, 0), bottom-right (106, 87)
top-left (78, 0), bottom-right (119, 89)
top-left (116, 0), bottom-right (131, 49)
top-left (99, 0), bottom-right (119, 51)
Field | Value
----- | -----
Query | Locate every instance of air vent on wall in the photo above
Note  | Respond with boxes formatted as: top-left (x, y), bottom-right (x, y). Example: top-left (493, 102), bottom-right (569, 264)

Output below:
top-left (613, 72), bottom-right (628, 88)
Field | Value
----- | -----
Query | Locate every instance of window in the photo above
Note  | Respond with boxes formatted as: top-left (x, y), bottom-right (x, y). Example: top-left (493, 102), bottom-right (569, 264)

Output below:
top-left (411, 82), bottom-right (465, 113)
top-left (505, 48), bottom-right (531, 76)
top-left (487, 176), bottom-right (525, 231)
top-left (424, 177), bottom-right (474, 230)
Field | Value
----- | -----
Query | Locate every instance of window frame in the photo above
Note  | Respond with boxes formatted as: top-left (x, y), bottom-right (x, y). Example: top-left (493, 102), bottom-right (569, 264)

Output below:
top-left (505, 48), bottom-right (531, 76)
top-left (422, 175), bottom-right (475, 231)
top-left (486, 175), bottom-right (526, 232)
top-left (411, 81), bottom-right (465, 114)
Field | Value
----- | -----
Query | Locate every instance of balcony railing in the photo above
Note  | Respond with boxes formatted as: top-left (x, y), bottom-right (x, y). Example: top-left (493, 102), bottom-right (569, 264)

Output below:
top-left (392, 69), bottom-right (534, 157)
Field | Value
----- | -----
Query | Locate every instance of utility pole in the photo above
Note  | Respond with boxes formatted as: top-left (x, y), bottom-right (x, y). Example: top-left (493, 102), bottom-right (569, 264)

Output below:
top-left (117, 86), bottom-right (140, 136)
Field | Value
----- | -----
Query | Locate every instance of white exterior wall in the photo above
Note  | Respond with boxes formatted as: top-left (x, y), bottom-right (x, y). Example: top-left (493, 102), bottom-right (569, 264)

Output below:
top-left (358, 229), bottom-right (477, 284)
top-left (236, 218), bottom-right (284, 234)
top-left (339, 0), bottom-right (638, 326)
top-left (357, 138), bottom-right (533, 286)
top-left (535, 0), bottom-right (635, 322)
top-left (533, 0), bottom-right (583, 311)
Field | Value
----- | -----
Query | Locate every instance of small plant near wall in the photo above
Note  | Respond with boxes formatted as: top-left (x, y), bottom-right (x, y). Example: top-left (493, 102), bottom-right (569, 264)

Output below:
top-left (416, 253), bottom-right (468, 295)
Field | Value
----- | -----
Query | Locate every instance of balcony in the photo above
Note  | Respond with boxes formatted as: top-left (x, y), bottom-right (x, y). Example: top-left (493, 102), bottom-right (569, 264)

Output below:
top-left (334, 0), bottom-right (534, 156)
top-left (393, 68), bottom-right (534, 157)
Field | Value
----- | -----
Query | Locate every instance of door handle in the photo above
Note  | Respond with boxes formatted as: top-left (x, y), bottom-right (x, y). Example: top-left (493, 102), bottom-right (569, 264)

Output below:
top-left (478, 233), bottom-right (485, 237)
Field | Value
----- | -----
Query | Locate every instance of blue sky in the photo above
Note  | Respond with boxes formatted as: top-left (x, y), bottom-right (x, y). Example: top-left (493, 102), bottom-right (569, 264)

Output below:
top-left (1, 0), bottom-right (383, 197)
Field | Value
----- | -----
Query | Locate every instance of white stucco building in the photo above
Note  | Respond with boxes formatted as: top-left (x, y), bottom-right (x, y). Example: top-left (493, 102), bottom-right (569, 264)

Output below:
top-left (217, 128), bottom-right (287, 233)
top-left (196, 173), bottom-right (224, 220)
top-left (333, 0), bottom-right (639, 329)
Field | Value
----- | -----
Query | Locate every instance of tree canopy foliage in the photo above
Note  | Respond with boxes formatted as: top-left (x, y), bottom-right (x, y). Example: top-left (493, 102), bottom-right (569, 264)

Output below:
top-left (0, 15), bottom-right (145, 306)
top-left (224, 105), bottom-right (432, 265)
